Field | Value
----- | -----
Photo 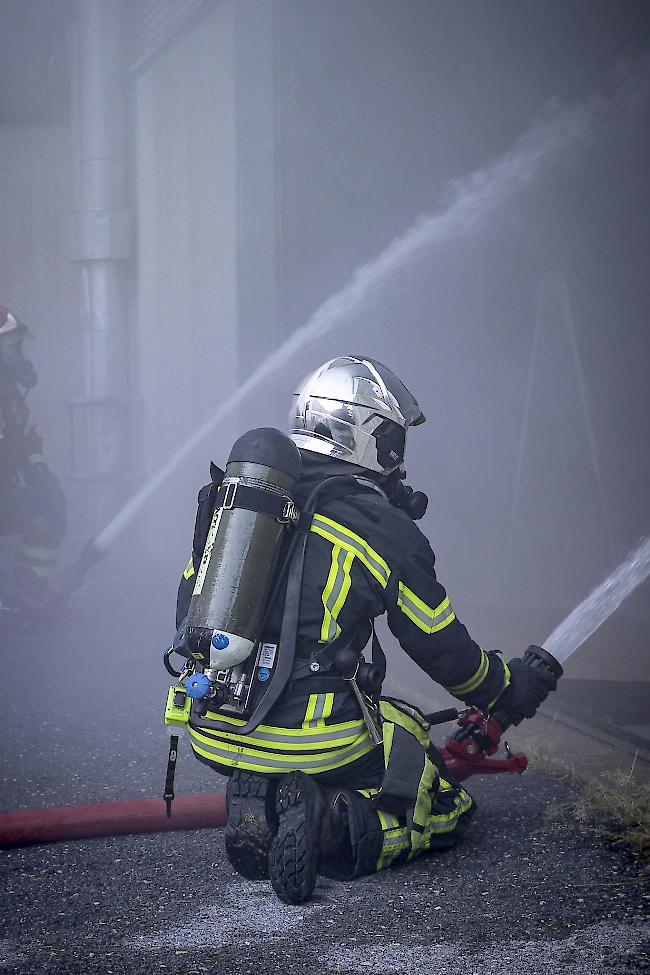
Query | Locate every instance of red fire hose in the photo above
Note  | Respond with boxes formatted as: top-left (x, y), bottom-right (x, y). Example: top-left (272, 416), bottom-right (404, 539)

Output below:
top-left (0, 793), bottom-right (226, 849)
top-left (0, 707), bottom-right (527, 848)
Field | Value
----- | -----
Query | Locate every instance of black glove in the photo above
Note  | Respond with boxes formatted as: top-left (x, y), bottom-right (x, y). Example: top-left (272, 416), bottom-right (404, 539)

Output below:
top-left (495, 657), bottom-right (558, 725)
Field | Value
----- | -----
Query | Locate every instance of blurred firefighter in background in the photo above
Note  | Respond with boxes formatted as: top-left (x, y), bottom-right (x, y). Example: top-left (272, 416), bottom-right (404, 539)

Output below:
top-left (0, 306), bottom-right (67, 620)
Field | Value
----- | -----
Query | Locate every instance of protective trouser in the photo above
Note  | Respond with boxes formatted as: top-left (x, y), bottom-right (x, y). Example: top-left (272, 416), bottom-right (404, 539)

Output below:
top-left (320, 698), bottom-right (474, 880)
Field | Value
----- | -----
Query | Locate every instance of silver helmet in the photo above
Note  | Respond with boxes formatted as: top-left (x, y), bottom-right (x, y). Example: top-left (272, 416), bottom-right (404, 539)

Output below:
top-left (289, 356), bottom-right (425, 474)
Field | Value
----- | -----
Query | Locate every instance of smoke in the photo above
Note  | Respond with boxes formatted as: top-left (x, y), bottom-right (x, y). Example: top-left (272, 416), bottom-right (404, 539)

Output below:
top-left (95, 58), bottom-right (649, 552)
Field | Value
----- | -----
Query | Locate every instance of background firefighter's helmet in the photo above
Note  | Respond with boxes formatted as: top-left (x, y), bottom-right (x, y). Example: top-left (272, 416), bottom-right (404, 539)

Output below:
top-left (0, 306), bottom-right (27, 338)
top-left (289, 355), bottom-right (425, 474)
top-left (0, 306), bottom-right (36, 389)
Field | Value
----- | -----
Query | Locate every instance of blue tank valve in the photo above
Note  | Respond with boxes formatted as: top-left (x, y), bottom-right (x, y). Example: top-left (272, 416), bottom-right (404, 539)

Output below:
top-left (211, 632), bottom-right (230, 650)
top-left (183, 673), bottom-right (212, 700)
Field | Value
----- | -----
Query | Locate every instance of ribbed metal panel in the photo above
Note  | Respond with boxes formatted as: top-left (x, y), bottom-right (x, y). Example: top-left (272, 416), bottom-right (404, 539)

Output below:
top-left (130, 0), bottom-right (216, 74)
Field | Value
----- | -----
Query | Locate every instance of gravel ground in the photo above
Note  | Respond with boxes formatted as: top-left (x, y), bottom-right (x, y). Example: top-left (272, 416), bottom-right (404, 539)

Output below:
top-left (1, 571), bottom-right (648, 974)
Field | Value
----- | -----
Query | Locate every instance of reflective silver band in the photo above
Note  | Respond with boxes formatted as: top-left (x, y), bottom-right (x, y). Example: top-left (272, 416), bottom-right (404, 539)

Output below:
top-left (189, 727), bottom-right (375, 773)
top-left (312, 515), bottom-right (390, 587)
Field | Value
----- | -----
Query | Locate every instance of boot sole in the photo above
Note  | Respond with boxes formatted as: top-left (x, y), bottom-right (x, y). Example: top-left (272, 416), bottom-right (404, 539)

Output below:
top-left (269, 772), bottom-right (323, 905)
top-left (225, 770), bottom-right (276, 880)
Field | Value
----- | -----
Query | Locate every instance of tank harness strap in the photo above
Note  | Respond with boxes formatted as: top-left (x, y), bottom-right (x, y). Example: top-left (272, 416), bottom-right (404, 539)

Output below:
top-left (213, 482), bottom-right (297, 523)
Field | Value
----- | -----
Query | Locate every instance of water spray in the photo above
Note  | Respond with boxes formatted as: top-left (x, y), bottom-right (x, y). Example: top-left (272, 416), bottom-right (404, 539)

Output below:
top-left (93, 68), bottom-right (646, 555)
top-left (544, 535), bottom-right (650, 664)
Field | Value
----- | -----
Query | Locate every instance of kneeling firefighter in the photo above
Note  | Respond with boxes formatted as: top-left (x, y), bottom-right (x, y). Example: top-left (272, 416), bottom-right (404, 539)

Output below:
top-left (167, 356), bottom-right (559, 904)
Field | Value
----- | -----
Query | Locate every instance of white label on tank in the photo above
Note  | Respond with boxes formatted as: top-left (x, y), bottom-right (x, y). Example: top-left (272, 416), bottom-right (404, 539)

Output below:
top-left (259, 643), bottom-right (277, 668)
top-left (193, 506), bottom-right (223, 597)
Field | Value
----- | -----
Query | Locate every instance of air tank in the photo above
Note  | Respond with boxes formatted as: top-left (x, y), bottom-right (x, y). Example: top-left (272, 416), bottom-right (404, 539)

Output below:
top-left (184, 428), bottom-right (302, 672)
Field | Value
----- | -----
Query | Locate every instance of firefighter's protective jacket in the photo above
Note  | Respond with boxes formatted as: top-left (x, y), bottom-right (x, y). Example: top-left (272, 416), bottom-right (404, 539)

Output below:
top-left (176, 454), bottom-right (509, 780)
top-left (0, 389), bottom-right (46, 487)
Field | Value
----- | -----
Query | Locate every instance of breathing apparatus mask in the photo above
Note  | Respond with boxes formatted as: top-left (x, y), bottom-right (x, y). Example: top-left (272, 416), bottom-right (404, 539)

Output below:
top-left (0, 331), bottom-right (37, 391)
top-left (381, 466), bottom-right (428, 521)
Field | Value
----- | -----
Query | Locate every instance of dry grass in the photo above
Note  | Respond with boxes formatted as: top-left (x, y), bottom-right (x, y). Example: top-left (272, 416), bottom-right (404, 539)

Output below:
top-left (573, 770), bottom-right (650, 860)
top-left (524, 739), bottom-right (650, 862)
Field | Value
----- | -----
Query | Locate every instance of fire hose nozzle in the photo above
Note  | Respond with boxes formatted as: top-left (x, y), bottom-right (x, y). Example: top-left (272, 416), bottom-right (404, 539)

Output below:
top-left (523, 644), bottom-right (564, 680)
top-left (58, 538), bottom-right (108, 595)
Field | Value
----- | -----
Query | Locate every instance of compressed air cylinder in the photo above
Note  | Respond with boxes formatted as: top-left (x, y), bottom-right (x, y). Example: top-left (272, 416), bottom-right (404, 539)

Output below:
top-left (185, 428), bottom-right (302, 671)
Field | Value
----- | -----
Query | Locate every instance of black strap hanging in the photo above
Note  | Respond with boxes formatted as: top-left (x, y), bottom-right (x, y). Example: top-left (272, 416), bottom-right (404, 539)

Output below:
top-left (163, 735), bottom-right (180, 817)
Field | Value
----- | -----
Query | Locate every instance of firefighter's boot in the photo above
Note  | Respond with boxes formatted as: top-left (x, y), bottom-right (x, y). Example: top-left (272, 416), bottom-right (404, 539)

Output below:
top-left (268, 771), bottom-right (351, 904)
top-left (224, 770), bottom-right (277, 880)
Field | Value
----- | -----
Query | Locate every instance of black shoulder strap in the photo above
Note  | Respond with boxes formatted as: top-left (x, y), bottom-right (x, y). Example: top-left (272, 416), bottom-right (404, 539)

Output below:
top-left (371, 622), bottom-right (387, 684)
top-left (236, 529), bottom-right (309, 734)
top-left (193, 465), bottom-right (225, 559)
top-left (236, 473), bottom-right (364, 733)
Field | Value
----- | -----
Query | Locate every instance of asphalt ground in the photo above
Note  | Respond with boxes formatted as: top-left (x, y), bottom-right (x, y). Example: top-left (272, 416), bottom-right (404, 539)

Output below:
top-left (1, 565), bottom-right (649, 975)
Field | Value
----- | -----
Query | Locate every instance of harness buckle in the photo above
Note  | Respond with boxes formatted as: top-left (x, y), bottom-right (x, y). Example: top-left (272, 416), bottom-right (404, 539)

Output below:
top-left (279, 499), bottom-right (299, 525)
top-left (222, 479), bottom-right (239, 510)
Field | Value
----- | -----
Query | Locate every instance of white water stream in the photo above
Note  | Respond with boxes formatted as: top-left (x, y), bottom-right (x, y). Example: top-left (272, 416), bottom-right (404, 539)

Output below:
top-left (544, 535), bottom-right (650, 663)
top-left (95, 66), bottom-right (646, 553)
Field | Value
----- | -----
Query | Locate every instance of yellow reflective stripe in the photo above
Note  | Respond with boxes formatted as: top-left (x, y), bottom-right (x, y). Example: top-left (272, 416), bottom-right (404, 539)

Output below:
top-left (303, 693), bottom-right (334, 729)
top-left (322, 692), bottom-right (334, 722)
top-left (412, 767), bottom-right (438, 831)
top-left (379, 699), bottom-right (430, 747)
top-left (314, 514), bottom-right (389, 578)
top-left (189, 726), bottom-right (375, 774)
top-left (311, 513), bottom-right (390, 588)
top-left (487, 653), bottom-right (511, 710)
top-left (320, 546), bottom-right (339, 641)
top-left (446, 649), bottom-right (489, 697)
top-left (194, 725), bottom-right (365, 752)
top-left (376, 810), bottom-right (390, 870)
top-left (16, 543), bottom-right (57, 563)
top-left (204, 711), bottom-right (365, 736)
top-left (304, 694), bottom-right (318, 726)
top-left (377, 810), bottom-right (410, 869)
top-left (320, 544), bottom-right (353, 642)
top-left (27, 453), bottom-right (46, 465)
top-left (420, 791), bottom-right (473, 837)
top-left (397, 583), bottom-right (456, 634)
top-left (14, 562), bottom-right (53, 579)
top-left (407, 587), bottom-right (448, 617)
top-left (331, 550), bottom-right (353, 631)
top-left (381, 718), bottom-right (395, 769)
top-left (197, 713), bottom-right (367, 751)
top-left (311, 522), bottom-right (388, 588)
top-left (183, 555), bottom-right (195, 580)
